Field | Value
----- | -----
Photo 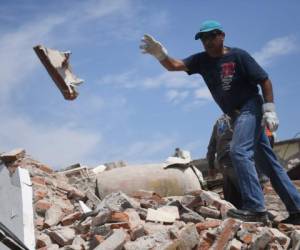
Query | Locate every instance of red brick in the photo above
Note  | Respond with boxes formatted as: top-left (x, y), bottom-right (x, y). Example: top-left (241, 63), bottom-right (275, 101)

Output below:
top-left (198, 232), bottom-right (215, 250)
top-left (35, 217), bottom-right (45, 230)
top-left (67, 188), bottom-right (86, 200)
top-left (61, 211), bottom-right (82, 226)
top-left (239, 232), bottom-right (253, 244)
top-left (35, 200), bottom-right (51, 215)
top-left (31, 176), bottom-right (46, 186)
top-left (110, 211), bottom-right (129, 223)
top-left (109, 222), bottom-right (130, 230)
top-left (38, 164), bottom-right (53, 174)
top-left (34, 190), bottom-right (47, 201)
top-left (211, 218), bottom-right (241, 250)
top-left (196, 219), bottom-right (222, 233)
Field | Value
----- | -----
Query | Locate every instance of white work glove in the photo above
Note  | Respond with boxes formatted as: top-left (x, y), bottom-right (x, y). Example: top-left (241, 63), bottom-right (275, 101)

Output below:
top-left (140, 34), bottom-right (168, 61)
top-left (262, 103), bottom-right (279, 132)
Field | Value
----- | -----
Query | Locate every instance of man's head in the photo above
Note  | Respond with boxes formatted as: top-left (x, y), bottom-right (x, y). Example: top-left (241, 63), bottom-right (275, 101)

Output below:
top-left (195, 20), bottom-right (223, 40)
top-left (195, 20), bottom-right (225, 55)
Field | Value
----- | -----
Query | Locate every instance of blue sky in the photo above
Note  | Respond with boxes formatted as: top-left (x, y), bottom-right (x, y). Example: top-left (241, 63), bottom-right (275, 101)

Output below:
top-left (1, 0), bottom-right (300, 169)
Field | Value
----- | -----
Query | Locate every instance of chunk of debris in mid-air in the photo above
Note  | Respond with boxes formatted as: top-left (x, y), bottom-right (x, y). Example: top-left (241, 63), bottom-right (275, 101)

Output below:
top-left (33, 45), bottom-right (84, 100)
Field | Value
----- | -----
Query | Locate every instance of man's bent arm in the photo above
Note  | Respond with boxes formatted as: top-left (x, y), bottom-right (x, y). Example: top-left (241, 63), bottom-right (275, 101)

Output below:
top-left (160, 56), bottom-right (188, 71)
top-left (259, 78), bottom-right (274, 103)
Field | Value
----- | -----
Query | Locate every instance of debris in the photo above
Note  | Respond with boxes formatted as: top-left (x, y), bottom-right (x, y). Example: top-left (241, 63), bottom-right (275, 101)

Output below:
top-left (2, 148), bottom-right (300, 249)
top-left (146, 206), bottom-right (179, 223)
top-left (0, 148), bottom-right (25, 164)
top-left (33, 45), bottom-right (83, 100)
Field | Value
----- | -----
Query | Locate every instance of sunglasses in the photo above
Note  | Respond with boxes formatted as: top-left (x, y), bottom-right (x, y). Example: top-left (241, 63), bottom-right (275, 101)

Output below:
top-left (199, 30), bottom-right (223, 41)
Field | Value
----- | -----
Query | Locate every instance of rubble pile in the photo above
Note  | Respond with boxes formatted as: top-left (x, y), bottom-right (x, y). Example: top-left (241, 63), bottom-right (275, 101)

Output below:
top-left (2, 149), bottom-right (300, 249)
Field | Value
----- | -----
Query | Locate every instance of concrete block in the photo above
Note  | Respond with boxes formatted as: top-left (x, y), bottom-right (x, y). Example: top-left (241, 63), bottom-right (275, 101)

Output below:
top-left (48, 227), bottom-right (76, 247)
top-left (180, 209), bottom-right (204, 224)
top-left (146, 206), bottom-right (179, 223)
top-left (92, 209), bottom-right (112, 227)
top-left (44, 204), bottom-right (64, 228)
top-left (125, 208), bottom-right (145, 240)
top-left (177, 223), bottom-right (200, 250)
top-left (130, 224), bottom-right (145, 241)
top-left (124, 230), bottom-right (170, 250)
top-left (197, 206), bottom-right (221, 219)
top-left (93, 229), bottom-right (127, 250)
top-left (96, 191), bottom-right (139, 212)
top-left (92, 224), bottom-right (113, 238)
top-left (199, 190), bottom-right (221, 206)
top-left (71, 235), bottom-right (88, 250)
top-left (249, 228), bottom-right (273, 250)
top-left (269, 228), bottom-right (290, 249)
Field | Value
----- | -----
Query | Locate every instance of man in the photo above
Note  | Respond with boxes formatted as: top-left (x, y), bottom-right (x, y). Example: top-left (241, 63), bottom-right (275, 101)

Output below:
top-left (173, 147), bottom-right (191, 161)
top-left (140, 20), bottom-right (300, 224)
top-left (207, 114), bottom-right (269, 209)
top-left (207, 114), bottom-right (242, 209)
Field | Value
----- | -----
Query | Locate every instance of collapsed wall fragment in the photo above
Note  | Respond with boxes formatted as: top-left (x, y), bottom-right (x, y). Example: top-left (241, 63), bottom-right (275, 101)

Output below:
top-left (33, 45), bottom-right (84, 100)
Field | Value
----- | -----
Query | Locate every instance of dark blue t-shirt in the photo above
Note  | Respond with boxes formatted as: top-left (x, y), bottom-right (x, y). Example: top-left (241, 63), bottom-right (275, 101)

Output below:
top-left (183, 48), bottom-right (268, 114)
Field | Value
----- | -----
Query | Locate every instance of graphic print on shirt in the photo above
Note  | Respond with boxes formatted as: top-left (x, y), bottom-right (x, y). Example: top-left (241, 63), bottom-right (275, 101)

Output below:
top-left (220, 62), bottom-right (235, 91)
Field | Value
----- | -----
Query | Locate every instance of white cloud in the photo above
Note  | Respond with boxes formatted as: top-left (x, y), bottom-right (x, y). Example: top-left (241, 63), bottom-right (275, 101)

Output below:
top-left (98, 71), bottom-right (200, 89)
top-left (253, 36), bottom-right (298, 67)
top-left (82, 0), bottom-right (131, 19)
top-left (110, 136), bottom-right (176, 163)
top-left (98, 70), bottom-right (211, 106)
top-left (0, 111), bottom-right (101, 168)
top-left (194, 87), bottom-right (213, 101)
top-left (166, 89), bottom-right (189, 104)
top-left (143, 72), bottom-right (200, 89)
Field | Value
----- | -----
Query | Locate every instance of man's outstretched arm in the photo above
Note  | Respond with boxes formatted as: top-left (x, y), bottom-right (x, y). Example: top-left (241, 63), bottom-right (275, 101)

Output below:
top-left (140, 34), bottom-right (188, 72)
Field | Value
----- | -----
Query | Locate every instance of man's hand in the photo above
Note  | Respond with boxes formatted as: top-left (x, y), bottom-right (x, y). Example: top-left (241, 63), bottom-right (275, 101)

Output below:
top-left (262, 103), bottom-right (279, 132)
top-left (140, 34), bottom-right (168, 61)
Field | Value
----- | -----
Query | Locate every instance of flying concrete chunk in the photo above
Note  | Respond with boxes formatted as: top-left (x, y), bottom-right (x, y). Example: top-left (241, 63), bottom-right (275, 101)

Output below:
top-left (33, 45), bottom-right (84, 100)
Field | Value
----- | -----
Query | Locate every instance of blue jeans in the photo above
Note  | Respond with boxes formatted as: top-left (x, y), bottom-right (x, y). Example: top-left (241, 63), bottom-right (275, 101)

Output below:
top-left (230, 95), bottom-right (300, 213)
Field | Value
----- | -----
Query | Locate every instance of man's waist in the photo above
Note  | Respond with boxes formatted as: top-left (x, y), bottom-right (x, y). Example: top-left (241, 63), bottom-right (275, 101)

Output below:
top-left (226, 94), bottom-right (262, 119)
